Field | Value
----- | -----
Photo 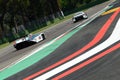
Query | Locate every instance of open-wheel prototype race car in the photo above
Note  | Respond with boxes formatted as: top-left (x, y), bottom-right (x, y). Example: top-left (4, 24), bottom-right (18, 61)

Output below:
top-left (13, 33), bottom-right (45, 50)
top-left (72, 11), bottom-right (88, 23)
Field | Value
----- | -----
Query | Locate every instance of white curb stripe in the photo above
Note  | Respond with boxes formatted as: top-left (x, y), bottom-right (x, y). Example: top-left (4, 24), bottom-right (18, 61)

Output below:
top-left (33, 17), bottom-right (120, 80)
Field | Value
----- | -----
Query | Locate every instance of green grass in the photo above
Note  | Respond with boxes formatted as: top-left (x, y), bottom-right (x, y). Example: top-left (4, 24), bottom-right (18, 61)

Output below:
top-left (0, 42), bottom-right (10, 49)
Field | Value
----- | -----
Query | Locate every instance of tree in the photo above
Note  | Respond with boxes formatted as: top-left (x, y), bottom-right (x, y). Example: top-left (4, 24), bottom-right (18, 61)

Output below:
top-left (84, 0), bottom-right (92, 4)
top-left (0, 0), bottom-right (9, 37)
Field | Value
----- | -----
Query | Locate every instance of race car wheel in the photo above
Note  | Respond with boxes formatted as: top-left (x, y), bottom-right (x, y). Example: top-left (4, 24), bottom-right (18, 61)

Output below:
top-left (72, 18), bottom-right (76, 23)
top-left (15, 45), bottom-right (22, 50)
top-left (83, 14), bottom-right (88, 19)
top-left (41, 34), bottom-right (45, 40)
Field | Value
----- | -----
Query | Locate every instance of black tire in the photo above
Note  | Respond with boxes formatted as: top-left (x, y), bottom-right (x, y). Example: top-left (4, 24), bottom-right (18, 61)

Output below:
top-left (14, 43), bottom-right (24, 50)
top-left (15, 45), bottom-right (21, 50)
top-left (73, 20), bottom-right (76, 23)
top-left (41, 33), bottom-right (46, 40)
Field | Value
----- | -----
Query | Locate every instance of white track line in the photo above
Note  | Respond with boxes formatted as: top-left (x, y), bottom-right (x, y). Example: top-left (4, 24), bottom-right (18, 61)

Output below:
top-left (33, 17), bottom-right (120, 80)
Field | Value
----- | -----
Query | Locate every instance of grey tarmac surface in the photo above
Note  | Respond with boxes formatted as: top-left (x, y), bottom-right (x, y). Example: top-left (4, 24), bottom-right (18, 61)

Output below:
top-left (0, 0), bottom-right (113, 71)
top-left (6, 0), bottom-right (120, 80)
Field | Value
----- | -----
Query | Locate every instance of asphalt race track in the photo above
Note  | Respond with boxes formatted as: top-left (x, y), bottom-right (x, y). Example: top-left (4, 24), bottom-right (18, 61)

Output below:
top-left (0, 1), bottom-right (112, 71)
top-left (1, 0), bottom-right (120, 80)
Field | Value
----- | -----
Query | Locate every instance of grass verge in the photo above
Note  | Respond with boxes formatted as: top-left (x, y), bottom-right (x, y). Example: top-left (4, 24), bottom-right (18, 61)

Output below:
top-left (0, 42), bottom-right (9, 49)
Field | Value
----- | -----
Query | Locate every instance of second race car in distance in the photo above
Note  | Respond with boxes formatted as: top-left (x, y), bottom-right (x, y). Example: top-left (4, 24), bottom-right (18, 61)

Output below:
top-left (72, 11), bottom-right (88, 23)
top-left (13, 33), bottom-right (45, 50)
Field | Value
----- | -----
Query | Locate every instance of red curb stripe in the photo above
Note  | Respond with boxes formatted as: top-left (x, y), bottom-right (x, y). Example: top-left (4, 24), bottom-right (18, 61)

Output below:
top-left (23, 8), bottom-right (120, 80)
top-left (52, 43), bottom-right (120, 80)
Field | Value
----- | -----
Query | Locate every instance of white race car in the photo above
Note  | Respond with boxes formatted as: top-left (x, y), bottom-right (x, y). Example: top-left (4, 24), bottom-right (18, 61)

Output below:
top-left (13, 33), bottom-right (45, 50)
top-left (72, 11), bottom-right (88, 23)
